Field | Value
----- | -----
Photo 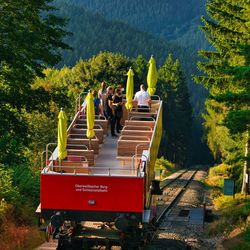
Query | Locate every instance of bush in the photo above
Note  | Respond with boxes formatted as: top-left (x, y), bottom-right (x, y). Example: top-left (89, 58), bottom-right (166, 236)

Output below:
top-left (214, 194), bottom-right (249, 210)
top-left (206, 163), bottom-right (232, 189)
top-left (209, 163), bottom-right (230, 177)
top-left (12, 164), bottom-right (40, 206)
top-left (209, 195), bottom-right (250, 238)
top-left (155, 157), bottom-right (175, 178)
top-left (0, 164), bottom-right (20, 203)
top-left (243, 226), bottom-right (250, 242)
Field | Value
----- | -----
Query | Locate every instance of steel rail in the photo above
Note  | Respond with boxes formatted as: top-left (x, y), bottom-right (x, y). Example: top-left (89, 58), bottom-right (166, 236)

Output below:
top-left (155, 170), bottom-right (197, 225)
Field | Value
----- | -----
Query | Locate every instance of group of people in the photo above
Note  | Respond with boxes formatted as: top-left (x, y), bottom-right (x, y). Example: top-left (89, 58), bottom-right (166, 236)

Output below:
top-left (83, 82), bottom-right (151, 137)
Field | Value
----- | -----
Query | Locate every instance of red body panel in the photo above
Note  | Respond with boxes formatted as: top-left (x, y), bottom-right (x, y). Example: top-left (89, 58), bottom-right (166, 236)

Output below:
top-left (41, 174), bottom-right (144, 213)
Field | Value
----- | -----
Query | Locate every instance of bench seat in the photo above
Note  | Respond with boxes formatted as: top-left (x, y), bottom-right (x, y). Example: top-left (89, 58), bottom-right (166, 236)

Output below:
top-left (125, 120), bottom-right (155, 129)
top-left (76, 119), bottom-right (108, 135)
top-left (67, 149), bottom-right (95, 166)
top-left (67, 138), bottom-right (99, 154)
top-left (70, 127), bottom-right (104, 144)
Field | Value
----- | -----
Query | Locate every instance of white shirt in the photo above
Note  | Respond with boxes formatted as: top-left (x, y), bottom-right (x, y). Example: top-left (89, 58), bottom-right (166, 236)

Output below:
top-left (134, 90), bottom-right (151, 106)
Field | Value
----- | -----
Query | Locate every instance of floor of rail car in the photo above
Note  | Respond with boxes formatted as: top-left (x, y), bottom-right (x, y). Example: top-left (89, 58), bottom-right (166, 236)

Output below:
top-left (93, 135), bottom-right (137, 176)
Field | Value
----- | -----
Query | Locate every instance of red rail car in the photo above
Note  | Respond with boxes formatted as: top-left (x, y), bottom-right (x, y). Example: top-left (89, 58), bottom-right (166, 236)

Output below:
top-left (38, 96), bottom-right (162, 249)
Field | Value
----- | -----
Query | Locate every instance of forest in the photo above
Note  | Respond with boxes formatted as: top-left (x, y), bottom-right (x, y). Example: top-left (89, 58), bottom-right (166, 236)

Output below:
top-left (0, 0), bottom-right (249, 249)
top-left (52, 0), bottom-right (210, 163)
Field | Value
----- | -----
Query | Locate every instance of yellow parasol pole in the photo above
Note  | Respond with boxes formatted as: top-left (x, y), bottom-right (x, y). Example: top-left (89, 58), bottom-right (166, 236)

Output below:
top-left (125, 67), bottom-right (134, 111)
top-left (86, 92), bottom-right (95, 149)
top-left (58, 108), bottom-right (67, 164)
top-left (147, 55), bottom-right (158, 96)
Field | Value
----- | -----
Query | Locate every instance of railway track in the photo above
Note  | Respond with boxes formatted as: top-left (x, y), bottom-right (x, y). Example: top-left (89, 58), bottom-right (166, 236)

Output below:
top-left (36, 169), bottom-right (199, 250)
top-left (148, 169), bottom-right (198, 249)
top-left (156, 170), bottom-right (197, 223)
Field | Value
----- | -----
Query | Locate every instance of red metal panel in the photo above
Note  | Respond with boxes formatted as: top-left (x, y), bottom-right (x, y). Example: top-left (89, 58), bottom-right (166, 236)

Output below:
top-left (40, 174), bottom-right (144, 212)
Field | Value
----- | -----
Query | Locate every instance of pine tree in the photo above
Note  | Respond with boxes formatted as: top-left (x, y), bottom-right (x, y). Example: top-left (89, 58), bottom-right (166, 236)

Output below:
top-left (0, 0), bottom-right (70, 165)
top-left (158, 55), bottom-right (192, 166)
top-left (196, 0), bottom-right (250, 191)
top-left (132, 55), bottom-right (148, 90)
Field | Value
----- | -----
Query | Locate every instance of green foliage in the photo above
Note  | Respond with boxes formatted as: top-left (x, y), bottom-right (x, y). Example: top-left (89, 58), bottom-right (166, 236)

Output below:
top-left (0, 199), bottom-right (8, 222)
top-left (52, 0), bottom-right (212, 164)
top-left (195, 0), bottom-right (250, 187)
top-left (61, 0), bottom-right (208, 51)
top-left (132, 55), bottom-right (148, 90)
top-left (155, 157), bottom-right (174, 171)
top-left (0, 164), bottom-right (20, 203)
top-left (243, 226), bottom-right (250, 242)
top-left (209, 163), bottom-right (230, 177)
top-left (208, 196), bottom-right (250, 237)
top-left (34, 52), bottom-right (131, 104)
top-left (12, 165), bottom-right (40, 207)
top-left (158, 54), bottom-right (192, 166)
top-left (0, 0), bottom-right (70, 166)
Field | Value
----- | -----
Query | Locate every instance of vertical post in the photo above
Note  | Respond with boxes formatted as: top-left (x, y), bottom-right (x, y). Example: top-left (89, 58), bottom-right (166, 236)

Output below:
top-left (89, 139), bottom-right (91, 150)
top-left (241, 129), bottom-right (249, 194)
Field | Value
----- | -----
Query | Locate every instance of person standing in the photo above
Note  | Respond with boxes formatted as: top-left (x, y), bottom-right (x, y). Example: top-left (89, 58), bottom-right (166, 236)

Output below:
top-left (92, 90), bottom-right (103, 116)
top-left (133, 84), bottom-right (151, 112)
top-left (104, 87), bottom-right (117, 137)
top-left (81, 90), bottom-right (103, 116)
top-left (113, 88), bottom-right (123, 133)
top-left (98, 82), bottom-right (107, 109)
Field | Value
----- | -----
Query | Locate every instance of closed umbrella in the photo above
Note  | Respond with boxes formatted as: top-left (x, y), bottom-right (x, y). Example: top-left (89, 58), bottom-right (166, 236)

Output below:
top-left (147, 56), bottom-right (158, 96)
top-left (58, 108), bottom-right (67, 160)
top-left (86, 92), bottom-right (95, 139)
top-left (125, 67), bottom-right (134, 111)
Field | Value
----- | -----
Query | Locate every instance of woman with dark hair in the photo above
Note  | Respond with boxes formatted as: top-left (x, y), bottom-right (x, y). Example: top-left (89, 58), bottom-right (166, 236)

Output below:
top-left (113, 88), bottom-right (123, 133)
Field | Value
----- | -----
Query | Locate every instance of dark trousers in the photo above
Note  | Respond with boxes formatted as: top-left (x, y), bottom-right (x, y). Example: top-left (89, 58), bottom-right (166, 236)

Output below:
top-left (105, 111), bottom-right (116, 135)
top-left (116, 117), bottom-right (121, 132)
top-left (115, 110), bottom-right (122, 133)
top-left (110, 114), bottom-right (116, 135)
top-left (138, 105), bottom-right (149, 112)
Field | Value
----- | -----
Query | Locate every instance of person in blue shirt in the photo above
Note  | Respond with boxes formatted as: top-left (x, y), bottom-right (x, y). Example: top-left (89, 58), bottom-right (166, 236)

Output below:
top-left (81, 90), bottom-right (103, 116)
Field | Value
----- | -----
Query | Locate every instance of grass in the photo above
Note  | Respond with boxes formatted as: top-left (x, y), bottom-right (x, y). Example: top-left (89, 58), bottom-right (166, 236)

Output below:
top-left (205, 163), bottom-right (250, 248)
top-left (0, 221), bottom-right (44, 250)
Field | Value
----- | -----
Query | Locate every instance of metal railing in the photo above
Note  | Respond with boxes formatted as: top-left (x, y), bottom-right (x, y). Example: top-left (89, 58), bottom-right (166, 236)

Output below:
top-left (42, 166), bottom-right (143, 177)
top-left (75, 91), bottom-right (88, 113)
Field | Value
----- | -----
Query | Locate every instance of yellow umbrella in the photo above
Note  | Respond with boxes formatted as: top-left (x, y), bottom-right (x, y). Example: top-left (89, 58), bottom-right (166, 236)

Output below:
top-left (147, 56), bottom-right (158, 96)
top-left (125, 67), bottom-right (134, 111)
top-left (58, 108), bottom-right (67, 160)
top-left (86, 92), bottom-right (95, 139)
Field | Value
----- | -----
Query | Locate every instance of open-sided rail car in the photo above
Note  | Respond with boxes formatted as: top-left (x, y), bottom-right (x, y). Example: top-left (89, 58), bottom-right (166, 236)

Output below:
top-left (37, 97), bottom-right (162, 249)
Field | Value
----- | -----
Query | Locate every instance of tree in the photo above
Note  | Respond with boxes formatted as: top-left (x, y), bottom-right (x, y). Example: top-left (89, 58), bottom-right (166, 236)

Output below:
top-left (195, 0), bottom-right (250, 191)
top-left (0, 0), bottom-right (70, 165)
top-left (158, 54), bottom-right (192, 166)
top-left (132, 54), bottom-right (148, 90)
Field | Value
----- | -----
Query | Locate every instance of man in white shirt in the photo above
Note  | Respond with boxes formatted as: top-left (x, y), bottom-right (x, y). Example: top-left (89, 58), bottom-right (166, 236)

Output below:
top-left (133, 84), bottom-right (151, 112)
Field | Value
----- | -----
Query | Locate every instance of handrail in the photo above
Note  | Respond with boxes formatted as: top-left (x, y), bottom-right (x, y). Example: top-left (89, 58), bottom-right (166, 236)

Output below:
top-left (76, 92), bottom-right (88, 112)
top-left (41, 151), bottom-right (51, 171)
top-left (58, 155), bottom-right (88, 173)
top-left (151, 95), bottom-right (161, 101)
top-left (41, 150), bottom-right (54, 171)
top-left (129, 116), bottom-right (155, 121)
top-left (149, 101), bottom-right (162, 150)
top-left (132, 153), bottom-right (148, 177)
top-left (45, 143), bottom-right (57, 167)
top-left (67, 111), bottom-right (80, 133)
top-left (135, 143), bottom-right (150, 157)
top-left (42, 166), bottom-right (143, 176)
